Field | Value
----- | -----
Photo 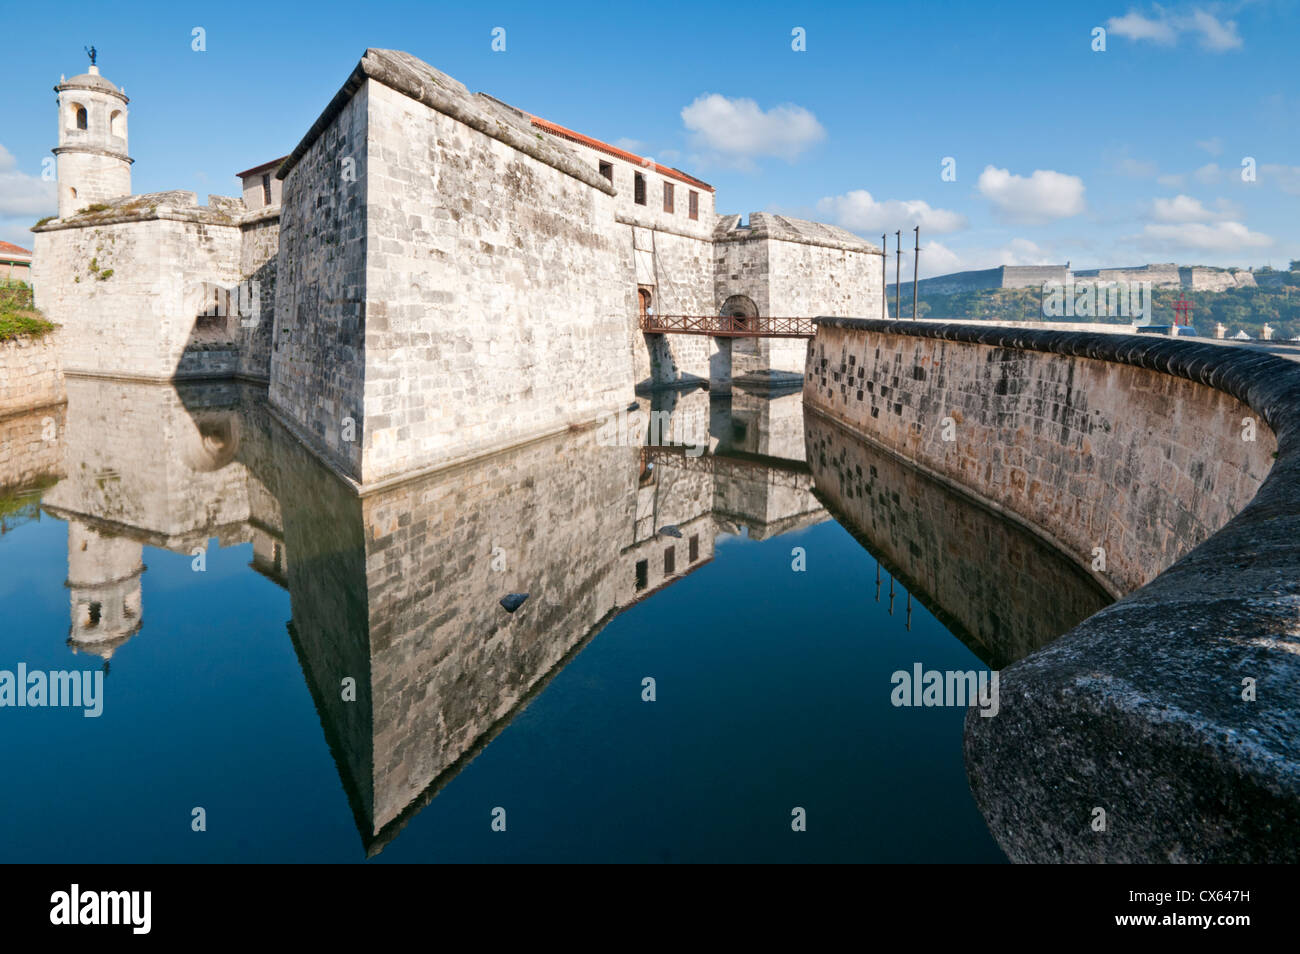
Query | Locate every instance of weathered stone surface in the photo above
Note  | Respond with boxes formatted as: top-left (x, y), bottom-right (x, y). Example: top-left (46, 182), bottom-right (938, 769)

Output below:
top-left (804, 317), bottom-right (1300, 862)
top-left (0, 331), bottom-right (64, 417)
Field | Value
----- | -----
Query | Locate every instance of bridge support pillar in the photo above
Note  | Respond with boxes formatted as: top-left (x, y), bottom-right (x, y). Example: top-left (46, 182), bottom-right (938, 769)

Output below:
top-left (708, 337), bottom-right (732, 395)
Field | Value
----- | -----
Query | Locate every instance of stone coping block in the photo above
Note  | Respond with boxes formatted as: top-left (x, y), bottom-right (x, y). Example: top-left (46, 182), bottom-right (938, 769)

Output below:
top-left (277, 48), bottom-right (616, 197)
top-left (810, 317), bottom-right (1300, 862)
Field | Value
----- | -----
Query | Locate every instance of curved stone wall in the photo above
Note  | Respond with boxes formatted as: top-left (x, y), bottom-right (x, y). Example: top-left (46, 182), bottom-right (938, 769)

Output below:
top-left (804, 318), bottom-right (1300, 862)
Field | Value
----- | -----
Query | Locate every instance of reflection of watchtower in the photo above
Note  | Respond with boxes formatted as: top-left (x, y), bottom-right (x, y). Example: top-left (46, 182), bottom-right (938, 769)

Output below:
top-left (66, 520), bottom-right (143, 659)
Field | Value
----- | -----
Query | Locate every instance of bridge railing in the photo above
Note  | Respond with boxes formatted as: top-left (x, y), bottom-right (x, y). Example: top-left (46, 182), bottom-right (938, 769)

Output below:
top-left (639, 314), bottom-right (817, 338)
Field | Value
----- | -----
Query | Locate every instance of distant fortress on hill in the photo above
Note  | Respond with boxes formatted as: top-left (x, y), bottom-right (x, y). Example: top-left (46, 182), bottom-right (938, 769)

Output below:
top-left (889, 262), bottom-right (1265, 299)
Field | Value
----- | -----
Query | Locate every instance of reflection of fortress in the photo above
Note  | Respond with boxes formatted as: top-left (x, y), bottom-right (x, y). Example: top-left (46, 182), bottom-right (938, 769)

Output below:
top-left (24, 375), bottom-right (824, 852)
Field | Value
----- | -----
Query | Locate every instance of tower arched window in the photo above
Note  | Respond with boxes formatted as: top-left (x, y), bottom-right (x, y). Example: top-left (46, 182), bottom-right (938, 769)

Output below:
top-left (110, 110), bottom-right (124, 137)
top-left (71, 103), bottom-right (87, 130)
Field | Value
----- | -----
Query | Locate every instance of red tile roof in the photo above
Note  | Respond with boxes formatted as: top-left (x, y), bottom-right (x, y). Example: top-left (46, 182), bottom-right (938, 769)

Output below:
top-left (235, 156), bottom-right (288, 179)
top-left (529, 116), bottom-right (714, 193)
top-left (0, 241), bottom-right (32, 259)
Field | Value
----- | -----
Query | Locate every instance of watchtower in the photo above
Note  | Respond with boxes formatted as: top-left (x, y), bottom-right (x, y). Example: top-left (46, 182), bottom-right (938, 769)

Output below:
top-left (53, 48), bottom-right (132, 217)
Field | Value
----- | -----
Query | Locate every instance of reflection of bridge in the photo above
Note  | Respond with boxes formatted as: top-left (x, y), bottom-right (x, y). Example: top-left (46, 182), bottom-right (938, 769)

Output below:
top-left (638, 314), bottom-right (816, 338)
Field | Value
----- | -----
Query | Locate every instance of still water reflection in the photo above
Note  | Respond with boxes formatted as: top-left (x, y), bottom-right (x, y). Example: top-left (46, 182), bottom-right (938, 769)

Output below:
top-left (0, 376), bottom-right (1108, 861)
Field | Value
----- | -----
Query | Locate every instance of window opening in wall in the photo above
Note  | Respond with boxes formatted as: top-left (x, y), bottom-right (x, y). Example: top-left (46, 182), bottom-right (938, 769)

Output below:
top-left (664, 546), bottom-right (675, 575)
top-left (634, 172), bottom-right (646, 205)
top-left (262, 174), bottom-right (272, 206)
top-left (663, 182), bottom-right (674, 213)
top-left (635, 559), bottom-right (648, 590)
top-left (689, 190), bottom-right (699, 220)
top-left (599, 161), bottom-right (613, 183)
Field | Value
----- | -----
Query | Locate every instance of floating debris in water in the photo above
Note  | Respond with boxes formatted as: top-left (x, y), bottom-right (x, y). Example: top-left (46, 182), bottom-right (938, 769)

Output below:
top-left (659, 525), bottom-right (682, 538)
top-left (499, 593), bottom-right (529, 613)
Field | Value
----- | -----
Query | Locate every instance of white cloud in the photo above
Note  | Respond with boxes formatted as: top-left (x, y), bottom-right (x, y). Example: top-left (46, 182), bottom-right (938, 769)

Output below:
top-left (1114, 156), bottom-right (1159, 177)
top-left (681, 94), bottom-right (825, 162)
top-left (1195, 136), bottom-right (1224, 155)
top-left (0, 144), bottom-right (57, 219)
top-left (1193, 162), bottom-right (1223, 184)
top-left (1189, 9), bottom-right (1243, 51)
top-left (977, 165), bottom-right (1086, 224)
top-left (1138, 220), bottom-right (1273, 252)
top-left (1261, 164), bottom-right (1300, 195)
top-left (1107, 11), bottom-right (1178, 44)
top-left (1106, 7), bottom-right (1243, 51)
top-left (1157, 173), bottom-right (1187, 188)
top-left (815, 189), bottom-right (967, 235)
top-left (1148, 194), bottom-right (1226, 222)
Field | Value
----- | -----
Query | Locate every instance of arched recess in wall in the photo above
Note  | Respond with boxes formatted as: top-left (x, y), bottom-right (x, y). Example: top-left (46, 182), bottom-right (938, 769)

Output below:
top-left (70, 102), bottom-right (87, 130)
top-left (638, 288), bottom-right (653, 319)
top-left (720, 294), bottom-right (759, 352)
top-left (110, 110), bottom-right (124, 137)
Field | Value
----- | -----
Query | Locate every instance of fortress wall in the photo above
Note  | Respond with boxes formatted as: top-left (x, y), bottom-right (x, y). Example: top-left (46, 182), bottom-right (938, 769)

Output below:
top-left (237, 214), bottom-right (279, 381)
top-left (634, 226), bottom-right (715, 389)
top-left (269, 85), bottom-right (370, 482)
top-left (805, 320), bottom-right (1274, 594)
top-left (0, 331), bottom-right (64, 417)
top-left (1000, 265), bottom-right (1068, 288)
top-left (33, 216), bottom-right (242, 379)
top-left (805, 318), bottom-right (1300, 862)
top-left (766, 238), bottom-right (882, 374)
top-left (354, 79), bottom-right (634, 484)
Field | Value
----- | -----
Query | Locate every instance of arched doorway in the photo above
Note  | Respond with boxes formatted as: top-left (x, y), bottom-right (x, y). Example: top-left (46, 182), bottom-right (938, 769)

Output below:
top-left (720, 294), bottom-right (758, 334)
top-left (638, 288), bottom-right (653, 322)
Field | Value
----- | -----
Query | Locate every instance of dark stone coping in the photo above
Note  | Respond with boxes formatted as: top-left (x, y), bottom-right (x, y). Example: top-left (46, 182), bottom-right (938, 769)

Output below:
top-left (277, 48), bottom-right (617, 197)
top-left (811, 317), bottom-right (1300, 861)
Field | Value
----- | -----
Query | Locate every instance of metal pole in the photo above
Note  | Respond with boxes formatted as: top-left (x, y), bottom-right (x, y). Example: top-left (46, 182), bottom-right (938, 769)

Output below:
top-left (881, 234), bottom-right (887, 320)
top-left (895, 231), bottom-right (902, 322)
top-left (912, 226), bottom-right (920, 320)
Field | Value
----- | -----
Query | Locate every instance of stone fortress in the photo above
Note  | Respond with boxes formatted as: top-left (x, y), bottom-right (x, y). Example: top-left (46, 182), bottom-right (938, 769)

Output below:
top-left (31, 49), bottom-right (884, 490)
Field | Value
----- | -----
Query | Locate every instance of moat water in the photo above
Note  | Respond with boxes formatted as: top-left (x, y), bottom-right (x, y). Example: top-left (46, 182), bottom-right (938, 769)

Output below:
top-left (0, 376), bottom-right (1110, 862)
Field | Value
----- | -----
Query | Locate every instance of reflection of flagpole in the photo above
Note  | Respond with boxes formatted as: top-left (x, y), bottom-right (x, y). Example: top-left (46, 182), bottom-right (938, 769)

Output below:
top-left (906, 591), bottom-right (912, 631)
top-left (875, 560), bottom-right (881, 601)
top-left (888, 574), bottom-right (895, 616)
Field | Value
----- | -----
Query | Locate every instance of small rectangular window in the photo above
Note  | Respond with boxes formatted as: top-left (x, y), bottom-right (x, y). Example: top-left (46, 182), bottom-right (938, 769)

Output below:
top-left (689, 535), bottom-right (699, 562)
top-left (689, 190), bottom-right (699, 220)
top-left (664, 546), bottom-right (675, 575)
top-left (634, 172), bottom-right (646, 206)
top-left (663, 182), bottom-right (674, 213)
top-left (261, 174), bottom-right (272, 206)
top-left (599, 161), bottom-right (613, 183)
top-left (635, 559), bottom-right (648, 591)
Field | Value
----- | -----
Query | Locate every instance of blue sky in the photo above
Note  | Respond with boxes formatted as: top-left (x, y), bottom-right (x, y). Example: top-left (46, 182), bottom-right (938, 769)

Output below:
top-left (2, 0), bottom-right (1296, 274)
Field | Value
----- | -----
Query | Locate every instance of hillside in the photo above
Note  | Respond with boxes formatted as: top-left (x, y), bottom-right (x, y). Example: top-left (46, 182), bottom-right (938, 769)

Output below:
top-left (901, 270), bottom-right (1300, 339)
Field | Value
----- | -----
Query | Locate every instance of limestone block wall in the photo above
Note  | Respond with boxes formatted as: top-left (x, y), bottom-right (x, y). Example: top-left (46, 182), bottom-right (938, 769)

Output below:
top-left (0, 332), bottom-right (65, 417)
top-left (358, 77), bottom-right (633, 484)
top-left (237, 213), bottom-right (279, 381)
top-left (33, 209), bottom-right (243, 379)
top-left (806, 320), bottom-right (1275, 594)
top-left (269, 85), bottom-right (370, 479)
top-left (633, 226), bottom-right (716, 389)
